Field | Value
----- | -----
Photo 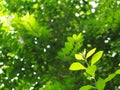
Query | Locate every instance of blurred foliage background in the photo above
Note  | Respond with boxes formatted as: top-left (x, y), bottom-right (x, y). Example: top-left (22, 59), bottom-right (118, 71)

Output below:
top-left (0, 0), bottom-right (120, 90)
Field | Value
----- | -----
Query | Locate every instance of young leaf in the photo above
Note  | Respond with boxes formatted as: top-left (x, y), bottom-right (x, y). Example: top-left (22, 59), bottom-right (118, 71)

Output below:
top-left (91, 51), bottom-right (103, 65)
top-left (115, 69), bottom-right (120, 74)
top-left (119, 63), bottom-right (120, 66)
top-left (72, 34), bottom-right (77, 40)
top-left (67, 37), bottom-right (74, 43)
top-left (105, 69), bottom-right (120, 83)
top-left (86, 65), bottom-right (96, 77)
top-left (96, 78), bottom-right (106, 90)
top-left (105, 73), bottom-right (116, 82)
top-left (69, 62), bottom-right (86, 70)
top-left (77, 33), bottom-right (82, 40)
top-left (86, 48), bottom-right (96, 59)
top-left (65, 42), bottom-right (73, 50)
top-left (83, 49), bottom-right (86, 56)
top-left (1, 65), bottom-right (10, 69)
top-left (75, 54), bottom-right (84, 60)
top-left (79, 85), bottom-right (95, 90)
top-left (0, 68), bottom-right (4, 74)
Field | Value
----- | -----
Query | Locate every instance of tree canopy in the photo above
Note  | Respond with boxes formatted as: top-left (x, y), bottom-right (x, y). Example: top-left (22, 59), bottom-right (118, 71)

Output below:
top-left (0, 0), bottom-right (120, 90)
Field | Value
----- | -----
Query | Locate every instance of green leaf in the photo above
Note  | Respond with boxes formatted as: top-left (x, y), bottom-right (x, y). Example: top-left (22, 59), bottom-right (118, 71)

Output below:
top-left (75, 54), bottom-right (84, 60)
top-left (7, 53), bottom-right (15, 57)
top-left (105, 69), bottom-right (120, 83)
top-left (91, 51), bottom-right (103, 65)
top-left (119, 63), bottom-right (120, 66)
top-left (86, 48), bottom-right (96, 59)
top-left (115, 69), bottom-right (120, 74)
top-left (67, 37), bottom-right (74, 43)
top-left (105, 73), bottom-right (116, 82)
top-left (86, 65), bottom-right (96, 77)
top-left (33, 3), bottom-right (38, 9)
top-left (1, 65), bottom-right (10, 69)
top-left (69, 62), bottom-right (86, 71)
top-left (0, 68), bottom-right (4, 74)
top-left (96, 78), bottom-right (106, 90)
top-left (65, 42), bottom-right (73, 50)
top-left (72, 34), bottom-right (77, 40)
top-left (0, 84), bottom-right (4, 89)
top-left (72, 33), bottom-right (83, 40)
top-left (77, 33), bottom-right (82, 40)
top-left (79, 85), bottom-right (95, 90)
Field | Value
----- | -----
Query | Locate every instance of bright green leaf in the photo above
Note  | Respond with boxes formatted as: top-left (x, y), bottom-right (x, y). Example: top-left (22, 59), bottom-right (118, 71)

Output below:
top-left (72, 34), bottom-right (77, 40)
top-left (69, 62), bottom-right (86, 71)
top-left (79, 85), bottom-right (95, 90)
top-left (0, 68), bottom-right (4, 74)
top-left (7, 53), bottom-right (15, 57)
top-left (33, 3), bottom-right (38, 9)
top-left (96, 78), bottom-right (106, 90)
top-left (115, 69), bottom-right (120, 74)
top-left (67, 37), bottom-right (74, 43)
top-left (91, 51), bottom-right (103, 65)
top-left (119, 63), bottom-right (120, 66)
top-left (105, 73), bottom-right (116, 82)
top-left (75, 54), bottom-right (84, 60)
top-left (83, 49), bottom-right (86, 56)
top-left (1, 65), bottom-right (10, 69)
top-left (77, 33), bottom-right (82, 39)
top-left (65, 42), bottom-right (73, 49)
top-left (86, 65), bottom-right (96, 77)
top-left (87, 44), bottom-right (92, 48)
top-left (105, 69), bottom-right (120, 83)
top-left (86, 48), bottom-right (96, 59)
top-left (0, 84), bottom-right (4, 89)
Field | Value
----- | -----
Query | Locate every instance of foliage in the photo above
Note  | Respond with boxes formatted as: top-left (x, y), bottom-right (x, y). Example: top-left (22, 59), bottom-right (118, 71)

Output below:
top-left (69, 48), bottom-right (120, 90)
top-left (57, 33), bottom-right (83, 60)
top-left (0, 0), bottom-right (120, 90)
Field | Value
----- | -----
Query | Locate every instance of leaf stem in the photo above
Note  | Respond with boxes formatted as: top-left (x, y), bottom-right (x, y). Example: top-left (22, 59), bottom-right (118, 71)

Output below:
top-left (84, 59), bottom-right (89, 67)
